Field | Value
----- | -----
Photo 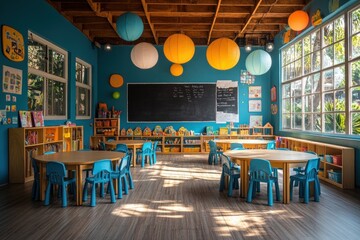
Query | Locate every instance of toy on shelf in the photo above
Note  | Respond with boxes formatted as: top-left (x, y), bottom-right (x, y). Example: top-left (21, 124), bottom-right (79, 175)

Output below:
top-left (134, 127), bottom-right (142, 136)
top-left (178, 127), bottom-right (187, 136)
top-left (126, 128), bottom-right (133, 136)
top-left (206, 126), bottom-right (213, 135)
top-left (143, 127), bottom-right (152, 136)
top-left (153, 126), bottom-right (163, 136)
top-left (164, 126), bottom-right (176, 136)
top-left (120, 128), bottom-right (126, 136)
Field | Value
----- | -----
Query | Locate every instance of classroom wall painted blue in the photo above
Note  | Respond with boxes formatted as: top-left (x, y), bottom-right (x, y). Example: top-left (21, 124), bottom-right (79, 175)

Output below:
top-left (271, 0), bottom-right (360, 186)
top-left (97, 45), bottom-right (271, 134)
top-left (0, 0), bottom-right (98, 185)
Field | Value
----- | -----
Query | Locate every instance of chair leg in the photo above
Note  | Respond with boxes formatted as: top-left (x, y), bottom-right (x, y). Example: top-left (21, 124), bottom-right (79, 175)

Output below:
top-left (267, 182), bottom-right (273, 206)
top-left (62, 183), bottom-right (67, 207)
top-left (109, 180), bottom-right (116, 203)
top-left (90, 184), bottom-right (96, 207)
top-left (316, 177), bottom-right (321, 195)
top-left (141, 155), bottom-right (145, 168)
top-left (304, 182), bottom-right (309, 204)
top-left (227, 177), bottom-right (234, 197)
top-left (118, 177), bottom-right (123, 199)
top-left (44, 182), bottom-right (52, 206)
top-left (219, 171), bottom-right (225, 192)
top-left (314, 180), bottom-right (320, 202)
top-left (247, 181), bottom-right (254, 203)
top-left (123, 177), bottom-right (129, 195)
top-left (275, 179), bottom-right (280, 201)
top-left (127, 172), bottom-right (134, 189)
top-left (83, 182), bottom-right (88, 202)
top-left (290, 179), bottom-right (294, 201)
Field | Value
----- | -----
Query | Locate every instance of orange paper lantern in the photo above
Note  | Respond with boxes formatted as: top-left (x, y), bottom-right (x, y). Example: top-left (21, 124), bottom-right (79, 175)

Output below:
top-left (288, 10), bottom-right (309, 31)
top-left (206, 38), bottom-right (240, 70)
top-left (170, 64), bottom-right (183, 76)
top-left (163, 34), bottom-right (195, 64)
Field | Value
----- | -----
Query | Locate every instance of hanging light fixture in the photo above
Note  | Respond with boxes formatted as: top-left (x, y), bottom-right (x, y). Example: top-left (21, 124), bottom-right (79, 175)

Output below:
top-left (266, 42), bottom-right (274, 52)
top-left (104, 43), bottom-right (111, 51)
top-left (245, 44), bottom-right (252, 52)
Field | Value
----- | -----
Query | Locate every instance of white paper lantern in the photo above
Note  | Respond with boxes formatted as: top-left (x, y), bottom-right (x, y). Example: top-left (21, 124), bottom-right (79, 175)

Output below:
top-left (131, 42), bottom-right (158, 69)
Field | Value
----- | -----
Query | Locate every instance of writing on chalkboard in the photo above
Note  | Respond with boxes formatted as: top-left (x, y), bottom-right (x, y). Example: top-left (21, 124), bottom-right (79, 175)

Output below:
top-left (216, 81), bottom-right (239, 122)
top-left (128, 83), bottom-right (216, 122)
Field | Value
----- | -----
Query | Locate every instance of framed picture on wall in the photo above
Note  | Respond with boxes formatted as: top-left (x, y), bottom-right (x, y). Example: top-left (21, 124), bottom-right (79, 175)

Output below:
top-left (249, 115), bottom-right (263, 127)
top-left (249, 86), bottom-right (261, 98)
top-left (249, 100), bottom-right (262, 112)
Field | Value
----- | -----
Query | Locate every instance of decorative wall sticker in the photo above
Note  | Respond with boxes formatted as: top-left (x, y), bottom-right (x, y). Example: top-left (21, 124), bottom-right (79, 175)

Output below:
top-left (2, 25), bottom-right (24, 62)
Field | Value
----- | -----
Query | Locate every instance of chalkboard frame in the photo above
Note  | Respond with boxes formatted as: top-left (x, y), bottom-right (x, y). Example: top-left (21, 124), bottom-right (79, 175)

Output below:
top-left (127, 83), bottom-right (217, 122)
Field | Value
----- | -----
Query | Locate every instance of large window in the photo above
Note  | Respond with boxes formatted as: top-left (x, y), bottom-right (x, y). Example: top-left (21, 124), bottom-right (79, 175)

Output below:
top-left (28, 32), bottom-right (68, 119)
top-left (75, 58), bottom-right (91, 119)
top-left (281, 4), bottom-right (360, 135)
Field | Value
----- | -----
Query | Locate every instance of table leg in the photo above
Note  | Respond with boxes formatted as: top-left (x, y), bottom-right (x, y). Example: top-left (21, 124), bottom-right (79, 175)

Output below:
top-left (39, 162), bottom-right (46, 201)
top-left (282, 163), bottom-right (290, 204)
top-left (240, 160), bottom-right (248, 198)
top-left (132, 146), bottom-right (137, 167)
top-left (76, 165), bottom-right (83, 206)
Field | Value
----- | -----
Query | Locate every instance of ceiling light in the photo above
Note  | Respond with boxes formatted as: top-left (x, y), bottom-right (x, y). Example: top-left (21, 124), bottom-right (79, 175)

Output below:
top-left (266, 42), bottom-right (274, 52)
top-left (245, 44), bottom-right (252, 52)
top-left (104, 43), bottom-right (111, 51)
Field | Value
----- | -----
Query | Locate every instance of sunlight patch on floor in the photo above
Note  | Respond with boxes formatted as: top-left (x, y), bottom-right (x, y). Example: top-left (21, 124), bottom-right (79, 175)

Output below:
top-left (158, 203), bottom-right (193, 212)
top-left (111, 203), bottom-right (171, 217)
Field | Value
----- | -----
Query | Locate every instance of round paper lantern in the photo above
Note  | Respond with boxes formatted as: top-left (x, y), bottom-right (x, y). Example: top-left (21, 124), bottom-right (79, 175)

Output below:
top-left (109, 74), bottom-right (124, 88)
top-left (131, 42), bottom-right (158, 69)
top-left (288, 10), bottom-right (309, 31)
top-left (170, 64), bottom-right (183, 76)
top-left (116, 12), bottom-right (144, 41)
top-left (112, 91), bottom-right (120, 99)
top-left (206, 38), bottom-right (240, 70)
top-left (245, 49), bottom-right (272, 75)
top-left (163, 34), bottom-right (195, 64)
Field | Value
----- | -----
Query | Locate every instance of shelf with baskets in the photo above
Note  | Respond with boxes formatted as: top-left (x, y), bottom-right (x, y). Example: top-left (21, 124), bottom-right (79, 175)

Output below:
top-left (183, 136), bottom-right (202, 153)
top-left (93, 118), bottom-right (120, 137)
top-left (278, 137), bottom-right (354, 189)
top-left (63, 126), bottom-right (83, 152)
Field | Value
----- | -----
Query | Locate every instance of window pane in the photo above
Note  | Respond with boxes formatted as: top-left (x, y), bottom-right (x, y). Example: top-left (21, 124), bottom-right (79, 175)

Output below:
top-left (303, 36), bottom-right (311, 55)
top-left (283, 98), bottom-right (291, 113)
top-left (335, 113), bottom-right (346, 133)
top-left (313, 93), bottom-right (321, 112)
top-left (48, 48), bottom-right (65, 78)
top-left (311, 30), bottom-right (321, 51)
top-left (294, 59), bottom-right (302, 77)
top-left (323, 22), bottom-right (333, 46)
top-left (292, 80), bottom-right (302, 96)
top-left (351, 87), bottom-right (360, 110)
top-left (311, 51), bottom-right (320, 72)
top-left (334, 16), bottom-right (345, 41)
top-left (28, 40), bottom-right (46, 71)
top-left (283, 84), bottom-right (291, 97)
top-left (282, 114), bottom-right (291, 128)
top-left (295, 41), bottom-right (302, 60)
top-left (323, 69), bottom-right (334, 91)
top-left (304, 95), bottom-right (312, 112)
top-left (322, 45), bottom-right (334, 68)
top-left (304, 76), bottom-right (311, 94)
top-left (335, 90), bottom-right (345, 111)
top-left (324, 93), bottom-right (334, 112)
top-left (351, 60), bottom-right (360, 86)
top-left (76, 87), bottom-right (90, 116)
top-left (352, 33), bottom-right (360, 59)
top-left (352, 113), bottom-right (360, 135)
top-left (294, 114), bottom-right (302, 129)
top-left (294, 97), bottom-right (302, 112)
top-left (28, 73), bottom-right (44, 111)
top-left (313, 73), bottom-right (320, 93)
top-left (324, 113), bottom-right (334, 133)
top-left (304, 54), bottom-right (311, 74)
top-left (314, 114), bottom-right (321, 132)
top-left (351, 8), bottom-right (360, 34)
top-left (334, 65), bottom-right (345, 89)
top-left (304, 114), bottom-right (311, 130)
top-left (334, 40), bottom-right (345, 64)
top-left (47, 79), bottom-right (66, 116)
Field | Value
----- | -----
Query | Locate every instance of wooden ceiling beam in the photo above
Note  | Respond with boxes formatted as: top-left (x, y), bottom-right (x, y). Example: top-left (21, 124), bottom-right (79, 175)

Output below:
top-left (207, 0), bottom-right (222, 45)
top-left (141, 0), bottom-right (158, 44)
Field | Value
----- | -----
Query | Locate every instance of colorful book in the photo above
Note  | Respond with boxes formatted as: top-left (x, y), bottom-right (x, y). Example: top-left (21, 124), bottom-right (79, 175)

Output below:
top-left (19, 111), bottom-right (33, 127)
top-left (31, 111), bottom-right (44, 127)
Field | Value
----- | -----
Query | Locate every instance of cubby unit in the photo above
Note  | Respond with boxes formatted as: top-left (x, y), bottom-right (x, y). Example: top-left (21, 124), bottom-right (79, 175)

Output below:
top-left (93, 118), bottom-right (120, 137)
top-left (63, 126), bottom-right (83, 152)
top-left (278, 137), bottom-right (354, 189)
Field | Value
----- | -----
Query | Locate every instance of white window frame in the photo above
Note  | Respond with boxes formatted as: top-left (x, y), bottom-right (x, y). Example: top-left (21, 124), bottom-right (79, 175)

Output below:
top-left (75, 57), bottom-right (92, 119)
top-left (28, 31), bottom-right (68, 120)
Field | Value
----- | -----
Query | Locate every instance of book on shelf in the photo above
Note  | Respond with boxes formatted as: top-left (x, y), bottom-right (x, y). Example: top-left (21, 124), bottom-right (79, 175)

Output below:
top-left (31, 111), bottom-right (44, 127)
top-left (19, 111), bottom-right (33, 127)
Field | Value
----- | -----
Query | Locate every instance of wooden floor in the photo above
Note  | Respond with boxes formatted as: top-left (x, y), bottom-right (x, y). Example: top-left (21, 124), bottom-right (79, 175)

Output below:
top-left (1, 154), bottom-right (360, 240)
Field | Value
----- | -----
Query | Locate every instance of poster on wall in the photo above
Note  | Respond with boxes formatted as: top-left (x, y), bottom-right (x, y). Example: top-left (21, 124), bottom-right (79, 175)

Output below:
top-left (2, 65), bottom-right (22, 94)
top-left (249, 86), bottom-right (261, 98)
top-left (249, 100), bottom-right (262, 112)
top-left (216, 80), bottom-right (238, 123)
top-left (249, 115), bottom-right (263, 127)
top-left (2, 25), bottom-right (25, 62)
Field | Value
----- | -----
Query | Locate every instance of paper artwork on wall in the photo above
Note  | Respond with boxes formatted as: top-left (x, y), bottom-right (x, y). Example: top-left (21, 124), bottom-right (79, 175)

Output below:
top-left (0, 110), bottom-right (6, 125)
top-left (249, 100), bottom-right (262, 112)
top-left (249, 86), bottom-right (261, 98)
top-left (2, 65), bottom-right (22, 94)
top-left (249, 115), bottom-right (263, 127)
top-left (2, 25), bottom-right (25, 62)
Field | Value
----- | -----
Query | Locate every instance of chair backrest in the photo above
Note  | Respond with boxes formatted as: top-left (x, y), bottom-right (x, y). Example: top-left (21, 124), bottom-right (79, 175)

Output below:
top-left (118, 155), bottom-right (129, 173)
top-left (249, 158), bottom-right (273, 182)
top-left (209, 140), bottom-right (217, 153)
top-left (230, 143), bottom-right (245, 150)
top-left (305, 158), bottom-right (320, 180)
top-left (266, 141), bottom-right (276, 149)
top-left (46, 161), bottom-right (66, 184)
top-left (115, 144), bottom-right (128, 153)
top-left (44, 151), bottom-right (56, 155)
top-left (30, 149), bottom-right (39, 177)
top-left (152, 141), bottom-right (159, 151)
top-left (142, 142), bottom-right (153, 155)
top-left (220, 154), bottom-right (234, 171)
top-left (99, 141), bottom-right (106, 150)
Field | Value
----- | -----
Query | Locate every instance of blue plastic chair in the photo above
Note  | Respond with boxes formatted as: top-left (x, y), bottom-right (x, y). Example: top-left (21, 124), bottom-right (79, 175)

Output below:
top-left (137, 142), bottom-right (153, 167)
top-left (208, 140), bottom-right (222, 165)
top-left (266, 141), bottom-right (276, 149)
top-left (44, 161), bottom-right (76, 207)
top-left (82, 159), bottom-right (116, 207)
top-left (44, 151), bottom-right (56, 155)
top-left (219, 154), bottom-right (240, 197)
top-left (114, 144), bottom-right (134, 189)
top-left (247, 158), bottom-right (280, 206)
top-left (230, 143), bottom-right (245, 150)
top-left (31, 150), bottom-right (40, 201)
top-left (290, 158), bottom-right (320, 204)
top-left (152, 141), bottom-right (159, 164)
top-left (110, 155), bottom-right (130, 199)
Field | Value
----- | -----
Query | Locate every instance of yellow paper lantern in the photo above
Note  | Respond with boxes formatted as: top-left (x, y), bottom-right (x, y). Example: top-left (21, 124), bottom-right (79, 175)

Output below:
top-left (163, 34), bottom-right (195, 64)
top-left (170, 64), bottom-right (183, 76)
top-left (206, 38), bottom-right (240, 70)
top-left (288, 10), bottom-right (309, 31)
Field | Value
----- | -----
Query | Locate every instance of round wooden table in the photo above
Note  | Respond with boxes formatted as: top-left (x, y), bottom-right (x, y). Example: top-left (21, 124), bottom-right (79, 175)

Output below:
top-left (224, 149), bottom-right (317, 204)
top-left (214, 139), bottom-right (271, 150)
top-left (105, 140), bottom-right (146, 167)
top-left (34, 151), bottom-right (124, 206)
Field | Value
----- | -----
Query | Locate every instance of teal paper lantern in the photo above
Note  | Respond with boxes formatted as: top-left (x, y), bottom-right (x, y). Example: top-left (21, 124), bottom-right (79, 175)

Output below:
top-left (245, 49), bottom-right (272, 75)
top-left (116, 12), bottom-right (144, 41)
top-left (112, 91), bottom-right (120, 99)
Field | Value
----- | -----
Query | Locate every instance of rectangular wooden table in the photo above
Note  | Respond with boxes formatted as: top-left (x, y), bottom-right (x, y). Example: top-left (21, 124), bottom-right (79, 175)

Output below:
top-left (225, 149), bottom-right (317, 204)
top-left (34, 151), bottom-right (124, 206)
top-left (105, 140), bottom-right (146, 167)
